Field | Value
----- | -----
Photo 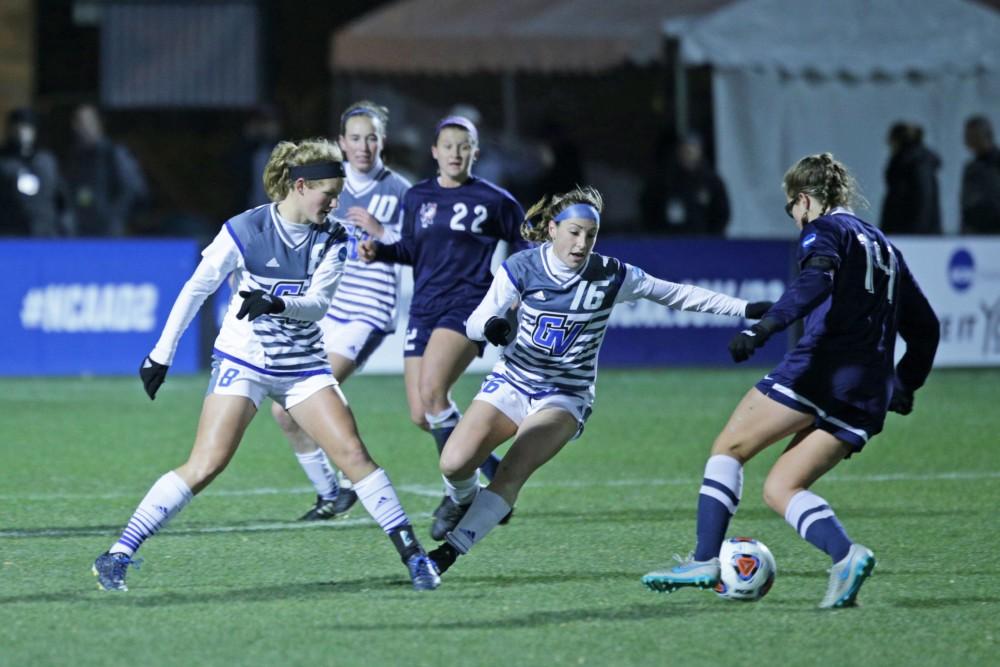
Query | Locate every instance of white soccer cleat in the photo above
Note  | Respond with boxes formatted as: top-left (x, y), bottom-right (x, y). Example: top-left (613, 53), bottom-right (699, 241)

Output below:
top-left (819, 543), bottom-right (876, 608)
top-left (642, 554), bottom-right (720, 593)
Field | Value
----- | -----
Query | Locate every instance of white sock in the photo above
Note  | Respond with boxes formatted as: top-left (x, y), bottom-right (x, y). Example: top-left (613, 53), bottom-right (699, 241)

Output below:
top-left (444, 473), bottom-right (480, 505)
top-left (700, 454), bottom-right (744, 513)
top-left (353, 468), bottom-right (409, 533)
top-left (295, 448), bottom-right (339, 500)
top-left (425, 402), bottom-right (461, 430)
top-left (110, 471), bottom-right (193, 557)
top-left (445, 489), bottom-right (511, 554)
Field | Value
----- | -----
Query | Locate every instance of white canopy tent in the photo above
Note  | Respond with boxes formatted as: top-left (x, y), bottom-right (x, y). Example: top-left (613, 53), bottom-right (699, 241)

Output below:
top-left (665, 0), bottom-right (1000, 237)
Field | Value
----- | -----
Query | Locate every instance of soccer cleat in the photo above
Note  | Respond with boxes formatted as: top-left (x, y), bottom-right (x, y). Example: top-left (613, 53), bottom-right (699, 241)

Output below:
top-left (819, 543), bottom-right (876, 609)
top-left (428, 541), bottom-right (461, 575)
top-left (430, 495), bottom-right (471, 541)
top-left (406, 553), bottom-right (441, 591)
top-left (642, 554), bottom-right (720, 593)
top-left (92, 551), bottom-right (142, 591)
top-left (298, 489), bottom-right (358, 521)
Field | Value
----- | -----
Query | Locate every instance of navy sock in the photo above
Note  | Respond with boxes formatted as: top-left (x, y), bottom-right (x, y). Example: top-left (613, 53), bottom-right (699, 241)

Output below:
top-left (692, 455), bottom-right (743, 561)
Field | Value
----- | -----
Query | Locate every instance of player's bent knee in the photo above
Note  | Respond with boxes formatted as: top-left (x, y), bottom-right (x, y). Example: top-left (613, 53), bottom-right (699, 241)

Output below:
top-left (761, 477), bottom-right (793, 514)
top-left (439, 450), bottom-right (476, 479)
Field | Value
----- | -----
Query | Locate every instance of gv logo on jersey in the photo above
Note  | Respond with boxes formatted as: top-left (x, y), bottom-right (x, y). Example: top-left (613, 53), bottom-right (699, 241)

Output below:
top-left (532, 314), bottom-right (585, 356)
top-left (419, 202), bottom-right (437, 228)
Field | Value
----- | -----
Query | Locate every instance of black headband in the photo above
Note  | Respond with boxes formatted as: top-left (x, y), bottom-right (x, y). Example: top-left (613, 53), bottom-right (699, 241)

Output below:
top-left (289, 162), bottom-right (345, 181)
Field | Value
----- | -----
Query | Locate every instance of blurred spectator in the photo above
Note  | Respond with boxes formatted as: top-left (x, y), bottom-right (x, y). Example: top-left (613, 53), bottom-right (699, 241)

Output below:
top-left (232, 104), bottom-right (282, 210)
top-left (531, 118), bottom-right (585, 202)
top-left (959, 115), bottom-right (1000, 235)
top-left (0, 107), bottom-right (74, 237)
top-left (879, 122), bottom-right (942, 235)
top-left (640, 132), bottom-right (730, 235)
top-left (64, 103), bottom-right (148, 237)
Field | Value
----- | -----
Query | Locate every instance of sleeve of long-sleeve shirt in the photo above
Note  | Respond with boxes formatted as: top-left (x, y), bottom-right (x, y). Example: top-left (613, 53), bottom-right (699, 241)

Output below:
top-left (760, 221), bottom-right (839, 331)
top-left (616, 264), bottom-right (748, 317)
top-left (374, 191), bottom-right (417, 264)
top-left (150, 228), bottom-right (240, 365)
top-left (894, 250), bottom-right (939, 392)
top-left (466, 265), bottom-right (521, 341)
top-left (279, 243), bottom-right (346, 322)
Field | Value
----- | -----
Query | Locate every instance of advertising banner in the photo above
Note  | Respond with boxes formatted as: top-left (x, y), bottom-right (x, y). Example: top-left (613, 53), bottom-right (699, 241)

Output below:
top-left (892, 238), bottom-right (1000, 367)
top-left (3, 239), bottom-right (201, 375)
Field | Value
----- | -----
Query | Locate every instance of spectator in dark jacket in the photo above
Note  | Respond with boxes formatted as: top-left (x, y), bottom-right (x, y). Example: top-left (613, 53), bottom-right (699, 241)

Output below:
top-left (0, 107), bottom-right (73, 237)
top-left (960, 115), bottom-right (1000, 235)
top-left (64, 104), bottom-right (148, 237)
top-left (879, 122), bottom-right (942, 235)
top-left (641, 132), bottom-right (730, 236)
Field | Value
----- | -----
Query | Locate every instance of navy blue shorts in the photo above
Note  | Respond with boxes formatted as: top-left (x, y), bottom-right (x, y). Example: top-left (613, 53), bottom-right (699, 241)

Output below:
top-left (404, 305), bottom-right (485, 358)
top-left (755, 374), bottom-right (885, 453)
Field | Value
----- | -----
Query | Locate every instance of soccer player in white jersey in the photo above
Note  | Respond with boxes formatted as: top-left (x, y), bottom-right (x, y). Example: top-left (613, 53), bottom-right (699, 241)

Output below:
top-left (424, 186), bottom-right (772, 573)
top-left (270, 102), bottom-right (411, 522)
top-left (92, 138), bottom-right (440, 592)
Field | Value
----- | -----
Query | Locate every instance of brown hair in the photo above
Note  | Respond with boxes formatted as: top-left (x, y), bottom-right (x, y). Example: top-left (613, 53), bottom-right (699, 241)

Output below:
top-left (339, 100), bottom-right (389, 137)
top-left (262, 138), bottom-right (343, 202)
top-left (520, 185), bottom-right (604, 242)
top-left (782, 152), bottom-right (867, 212)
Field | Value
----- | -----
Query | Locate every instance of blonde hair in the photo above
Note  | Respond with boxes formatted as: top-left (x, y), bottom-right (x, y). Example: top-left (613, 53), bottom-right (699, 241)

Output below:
top-left (520, 185), bottom-right (604, 242)
top-left (262, 138), bottom-right (343, 202)
top-left (783, 152), bottom-right (868, 211)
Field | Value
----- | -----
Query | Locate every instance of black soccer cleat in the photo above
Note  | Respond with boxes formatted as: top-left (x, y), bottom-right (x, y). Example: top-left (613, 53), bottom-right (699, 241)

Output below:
top-left (299, 488), bottom-right (358, 521)
top-left (427, 542), bottom-right (460, 575)
top-left (430, 495), bottom-right (471, 541)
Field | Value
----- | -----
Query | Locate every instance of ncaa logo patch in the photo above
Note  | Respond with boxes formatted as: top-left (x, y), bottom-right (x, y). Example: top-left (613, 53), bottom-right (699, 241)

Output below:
top-left (419, 202), bottom-right (437, 228)
top-left (802, 233), bottom-right (817, 248)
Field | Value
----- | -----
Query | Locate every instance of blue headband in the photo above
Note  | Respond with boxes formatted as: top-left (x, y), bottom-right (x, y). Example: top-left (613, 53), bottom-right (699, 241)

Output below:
top-left (553, 203), bottom-right (600, 225)
top-left (289, 162), bottom-right (345, 181)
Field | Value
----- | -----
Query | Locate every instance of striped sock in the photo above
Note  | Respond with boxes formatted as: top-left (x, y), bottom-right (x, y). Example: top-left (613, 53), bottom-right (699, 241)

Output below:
top-left (693, 455), bottom-right (743, 561)
top-left (295, 448), bottom-right (339, 500)
top-left (784, 490), bottom-right (852, 563)
top-left (109, 470), bottom-right (193, 557)
top-left (353, 468), bottom-right (408, 533)
top-left (445, 489), bottom-right (511, 554)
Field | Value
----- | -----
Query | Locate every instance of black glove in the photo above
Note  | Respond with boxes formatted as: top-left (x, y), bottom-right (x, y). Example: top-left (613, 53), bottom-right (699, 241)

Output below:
top-left (483, 316), bottom-right (513, 346)
top-left (744, 301), bottom-right (773, 320)
top-left (888, 382), bottom-right (914, 415)
top-left (728, 323), bottom-right (770, 363)
top-left (139, 355), bottom-right (169, 400)
top-left (236, 290), bottom-right (285, 321)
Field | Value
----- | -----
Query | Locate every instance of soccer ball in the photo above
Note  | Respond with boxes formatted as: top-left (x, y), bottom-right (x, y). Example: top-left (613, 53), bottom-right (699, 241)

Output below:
top-left (714, 537), bottom-right (776, 601)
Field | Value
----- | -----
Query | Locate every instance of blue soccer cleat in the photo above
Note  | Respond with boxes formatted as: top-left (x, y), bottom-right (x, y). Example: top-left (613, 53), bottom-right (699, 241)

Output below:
top-left (642, 554), bottom-right (720, 593)
top-left (92, 551), bottom-right (142, 591)
top-left (406, 553), bottom-right (441, 591)
top-left (819, 543), bottom-right (876, 608)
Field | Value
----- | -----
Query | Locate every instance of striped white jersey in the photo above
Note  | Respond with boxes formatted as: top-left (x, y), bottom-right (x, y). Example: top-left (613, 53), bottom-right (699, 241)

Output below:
top-left (467, 243), bottom-right (749, 398)
top-left (327, 164), bottom-right (410, 332)
top-left (150, 204), bottom-right (347, 376)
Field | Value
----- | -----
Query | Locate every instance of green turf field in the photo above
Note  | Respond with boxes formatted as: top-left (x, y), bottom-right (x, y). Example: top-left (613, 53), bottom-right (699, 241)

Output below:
top-left (2, 368), bottom-right (998, 666)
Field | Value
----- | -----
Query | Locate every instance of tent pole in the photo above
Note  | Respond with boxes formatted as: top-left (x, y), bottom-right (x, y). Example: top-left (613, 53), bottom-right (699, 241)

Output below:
top-left (667, 36), bottom-right (689, 139)
top-left (502, 70), bottom-right (518, 143)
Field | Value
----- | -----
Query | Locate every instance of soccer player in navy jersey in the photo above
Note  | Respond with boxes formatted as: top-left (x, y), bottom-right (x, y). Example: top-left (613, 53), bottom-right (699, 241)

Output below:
top-left (642, 153), bottom-right (940, 608)
top-left (270, 101), bottom-right (411, 522)
top-left (419, 186), bottom-right (771, 574)
top-left (360, 115), bottom-right (531, 540)
top-left (92, 138), bottom-right (440, 592)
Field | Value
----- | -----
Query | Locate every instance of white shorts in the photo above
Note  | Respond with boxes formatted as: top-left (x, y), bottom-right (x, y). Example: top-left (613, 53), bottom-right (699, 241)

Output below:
top-left (207, 357), bottom-right (343, 410)
top-left (319, 316), bottom-right (386, 367)
top-left (473, 373), bottom-right (593, 440)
